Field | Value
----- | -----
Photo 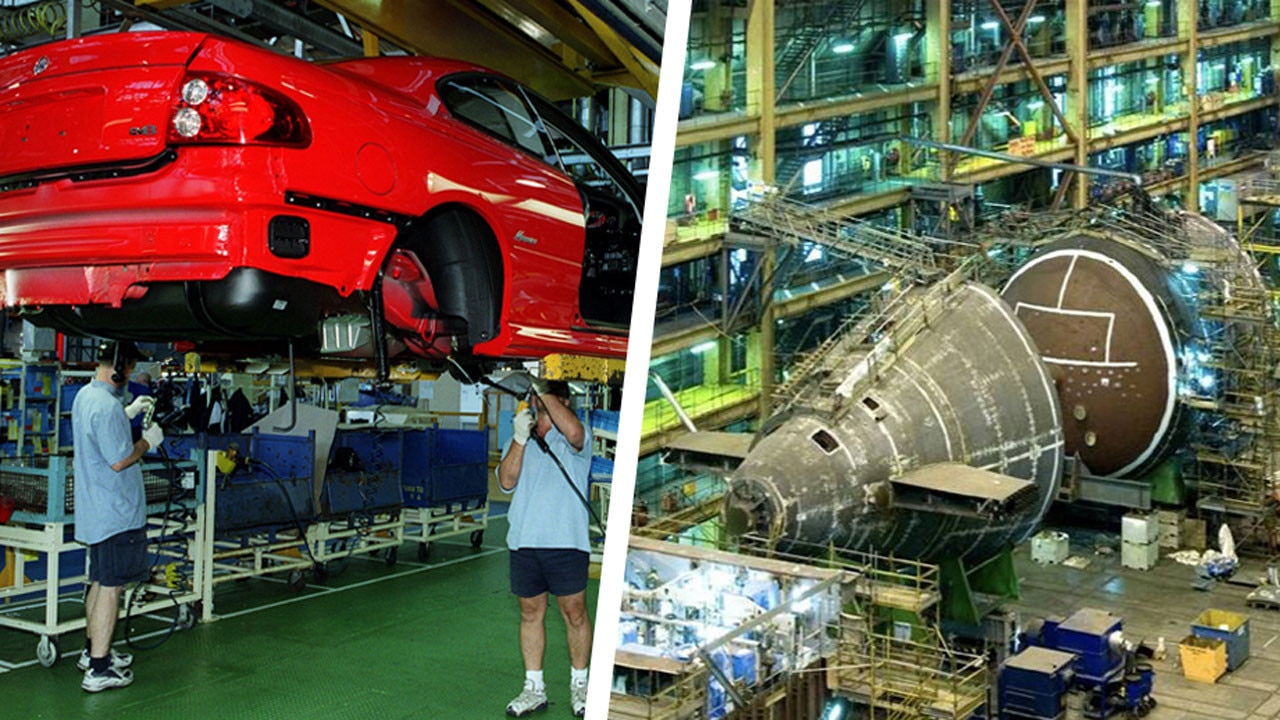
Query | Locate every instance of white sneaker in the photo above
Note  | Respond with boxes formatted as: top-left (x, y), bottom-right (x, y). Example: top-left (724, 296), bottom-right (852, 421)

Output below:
top-left (506, 679), bottom-right (548, 717)
top-left (77, 647), bottom-right (133, 672)
top-left (571, 678), bottom-right (588, 717)
top-left (81, 666), bottom-right (134, 693)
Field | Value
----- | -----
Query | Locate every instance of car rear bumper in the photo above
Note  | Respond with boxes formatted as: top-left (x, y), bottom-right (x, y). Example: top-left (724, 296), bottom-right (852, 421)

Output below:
top-left (0, 148), bottom-right (399, 309)
top-left (27, 268), bottom-right (341, 342)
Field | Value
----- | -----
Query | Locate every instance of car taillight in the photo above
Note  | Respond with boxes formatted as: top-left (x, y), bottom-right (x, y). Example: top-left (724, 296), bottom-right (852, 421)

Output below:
top-left (168, 74), bottom-right (310, 147)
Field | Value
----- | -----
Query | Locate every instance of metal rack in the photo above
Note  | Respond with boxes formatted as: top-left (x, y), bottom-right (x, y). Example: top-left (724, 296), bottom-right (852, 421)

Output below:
top-left (0, 455), bottom-right (206, 666)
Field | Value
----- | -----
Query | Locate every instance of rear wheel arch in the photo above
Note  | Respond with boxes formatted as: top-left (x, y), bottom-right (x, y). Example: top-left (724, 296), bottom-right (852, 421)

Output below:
top-left (393, 203), bottom-right (504, 350)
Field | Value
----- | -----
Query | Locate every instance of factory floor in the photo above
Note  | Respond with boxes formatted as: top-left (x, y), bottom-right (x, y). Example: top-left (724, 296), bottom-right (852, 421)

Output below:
top-left (1013, 525), bottom-right (1280, 719)
top-left (0, 512), bottom-right (602, 719)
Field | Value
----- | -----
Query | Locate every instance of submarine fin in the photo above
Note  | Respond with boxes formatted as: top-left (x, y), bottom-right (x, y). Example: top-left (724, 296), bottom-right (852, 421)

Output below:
top-left (890, 463), bottom-right (1039, 519)
top-left (662, 431), bottom-right (755, 475)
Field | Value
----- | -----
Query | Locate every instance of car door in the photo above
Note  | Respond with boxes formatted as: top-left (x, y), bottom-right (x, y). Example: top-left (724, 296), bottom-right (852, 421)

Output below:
top-left (523, 93), bottom-right (642, 330)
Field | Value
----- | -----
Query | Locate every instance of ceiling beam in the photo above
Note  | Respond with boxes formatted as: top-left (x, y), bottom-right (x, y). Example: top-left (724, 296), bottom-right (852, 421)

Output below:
top-left (210, 0), bottom-right (363, 57)
top-left (473, 0), bottom-right (617, 68)
top-left (313, 0), bottom-right (597, 100)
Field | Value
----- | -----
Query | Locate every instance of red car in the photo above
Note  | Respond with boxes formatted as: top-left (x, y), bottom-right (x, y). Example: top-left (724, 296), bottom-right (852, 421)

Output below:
top-left (0, 32), bottom-right (640, 363)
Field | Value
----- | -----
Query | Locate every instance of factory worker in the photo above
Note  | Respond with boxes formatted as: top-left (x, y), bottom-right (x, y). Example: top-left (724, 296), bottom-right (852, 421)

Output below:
top-left (73, 340), bottom-right (163, 693)
top-left (497, 377), bottom-right (592, 718)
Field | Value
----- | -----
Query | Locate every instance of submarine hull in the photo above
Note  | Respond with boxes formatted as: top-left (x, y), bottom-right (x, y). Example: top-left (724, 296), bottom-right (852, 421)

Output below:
top-left (725, 282), bottom-right (1063, 564)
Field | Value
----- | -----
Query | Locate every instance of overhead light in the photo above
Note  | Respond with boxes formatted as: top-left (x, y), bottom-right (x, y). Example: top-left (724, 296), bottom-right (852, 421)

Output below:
top-left (1028, 100), bottom-right (1045, 110)
top-left (693, 169), bottom-right (719, 181)
top-left (690, 341), bottom-right (717, 355)
top-left (893, 31), bottom-right (914, 42)
top-left (1146, 0), bottom-right (1161, 6)
top-left (832, 42), bottom-right (855, 54)
top-left (1027, 15), bottom-right (1046, 23)
top-left (689, 59), bottom-right (716, 71)
top-left (981, 20), bottom-right (1000, 29)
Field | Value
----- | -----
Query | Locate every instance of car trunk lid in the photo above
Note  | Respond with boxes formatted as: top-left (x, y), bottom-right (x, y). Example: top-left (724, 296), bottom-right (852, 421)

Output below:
top-left (0, 32), bottom-right (204, 179)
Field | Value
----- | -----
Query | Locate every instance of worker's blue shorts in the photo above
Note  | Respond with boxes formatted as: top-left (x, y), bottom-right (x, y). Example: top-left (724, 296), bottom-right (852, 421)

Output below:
top-left (509, 548), bottom-right (589, 598)
top-left (88, 528), bottom-right (149, 588)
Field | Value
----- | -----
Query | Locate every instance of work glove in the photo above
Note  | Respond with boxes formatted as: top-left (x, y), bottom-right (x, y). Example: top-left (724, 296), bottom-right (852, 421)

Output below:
top-left (512, 408), bottom-right (534, 446)
top-left (530, 376), bottom-right (551, 397)
top-left (142, 422), bottom-right (164, 452)
top-left (125, 395), bottom-right (155, 420)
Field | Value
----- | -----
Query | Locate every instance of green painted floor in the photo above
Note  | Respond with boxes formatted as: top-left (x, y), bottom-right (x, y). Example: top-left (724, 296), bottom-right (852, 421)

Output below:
top-left (0, 515), bottom-right (599, 719)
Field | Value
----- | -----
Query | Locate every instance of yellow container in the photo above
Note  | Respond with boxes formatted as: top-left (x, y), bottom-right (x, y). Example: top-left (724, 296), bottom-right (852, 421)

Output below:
top-left (1180, 635), bottom-right (1227, 683)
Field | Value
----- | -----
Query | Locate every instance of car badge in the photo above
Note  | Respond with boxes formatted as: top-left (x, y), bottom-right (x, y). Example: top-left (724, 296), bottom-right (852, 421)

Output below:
top-left (514, 230), bottom-right (538, 246)
top-left (32, 56), bottom-right (49, 76)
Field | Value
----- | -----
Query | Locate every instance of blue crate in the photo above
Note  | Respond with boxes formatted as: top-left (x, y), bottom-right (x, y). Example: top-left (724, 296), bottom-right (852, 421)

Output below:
top-left (402, 427), bottom-right (488, 507)
top-left (590, 455), bottom-right (614, 481)
top-left (1192, 609), bottom-right (1250, 671)
top-left (175, 431), bottom-right (318, 532)
top-left (59, 380), bottom-right (85, 409)
top-left (322, 429), bottom-right (404, 515)
top-left (590, 410), bottom-right (619, 434)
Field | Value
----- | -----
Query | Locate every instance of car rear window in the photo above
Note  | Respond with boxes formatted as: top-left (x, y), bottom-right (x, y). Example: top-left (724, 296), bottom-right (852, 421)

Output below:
top-left (438, 75), bottom-right (547, 158)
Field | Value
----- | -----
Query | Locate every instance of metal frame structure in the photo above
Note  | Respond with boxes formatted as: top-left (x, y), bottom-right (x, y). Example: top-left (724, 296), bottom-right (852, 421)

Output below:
top-left (614, 515), bottom-right (994, 720)
top-left (402, 503), bottom-right (488, 559)
top-left (0, 456), bottom-right (207, 666)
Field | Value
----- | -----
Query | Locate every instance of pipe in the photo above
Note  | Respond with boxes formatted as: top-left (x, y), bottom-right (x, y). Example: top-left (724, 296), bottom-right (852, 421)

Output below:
top-left (649, 371), bottom-right (698, 434)
top-left (370, 266), bottom-right (390, 385)
top-left (273, 342), bottom-right (297, 432)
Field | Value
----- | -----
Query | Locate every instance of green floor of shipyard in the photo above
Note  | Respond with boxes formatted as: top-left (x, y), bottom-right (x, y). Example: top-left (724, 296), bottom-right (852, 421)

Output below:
top-left (0, 514), bottom-right (599, 720)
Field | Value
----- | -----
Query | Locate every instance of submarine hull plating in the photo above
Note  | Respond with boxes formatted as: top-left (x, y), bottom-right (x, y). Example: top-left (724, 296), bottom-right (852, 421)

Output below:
top-left (725, 283), bottom-right (1063, 564)
top-left (1001, 235), bottom-right (1190, 478)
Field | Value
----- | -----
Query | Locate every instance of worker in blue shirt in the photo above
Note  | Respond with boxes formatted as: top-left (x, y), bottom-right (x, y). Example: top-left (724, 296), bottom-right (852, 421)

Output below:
top-left (498, 378), bottom-right (592, 718)
top-left (72, 340), bottom-right (163, 693)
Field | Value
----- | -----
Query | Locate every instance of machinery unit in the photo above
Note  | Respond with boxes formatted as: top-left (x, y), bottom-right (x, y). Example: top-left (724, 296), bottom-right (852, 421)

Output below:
top-left (1024, 608), bottom-right (1156, 719)
top-left (612, 536), bottom-right (844, 720)
top-left (999, 646), bottom-right (1076, 719)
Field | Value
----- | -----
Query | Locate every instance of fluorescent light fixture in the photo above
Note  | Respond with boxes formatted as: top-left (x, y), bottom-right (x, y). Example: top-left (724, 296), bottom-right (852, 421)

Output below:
top-left (693, 169), bottom-right (719, 181)
top-left (1027, 15), bottom-right (1046, 23)
top-left (1027, 100), bottom-right (1045, 110)
top-left (893, 31), bottom-right (914, 41)
top-left (1146, 0), bottom-right (1161, 6)
top-left (981, 20), bottom-right (1000, 29)
top-left (689, 59), bottom-right (716, 71)
top-left (832, 42), bottom-right (855, 54)
top-left (690, 341), bottom-right (717, 354)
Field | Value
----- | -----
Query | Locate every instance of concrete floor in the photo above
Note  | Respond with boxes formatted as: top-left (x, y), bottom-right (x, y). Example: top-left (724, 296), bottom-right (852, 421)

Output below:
top-left (1012, 526), bottom-right (1280, 720)
top-left (0, 513), bottom-right (601, 719)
